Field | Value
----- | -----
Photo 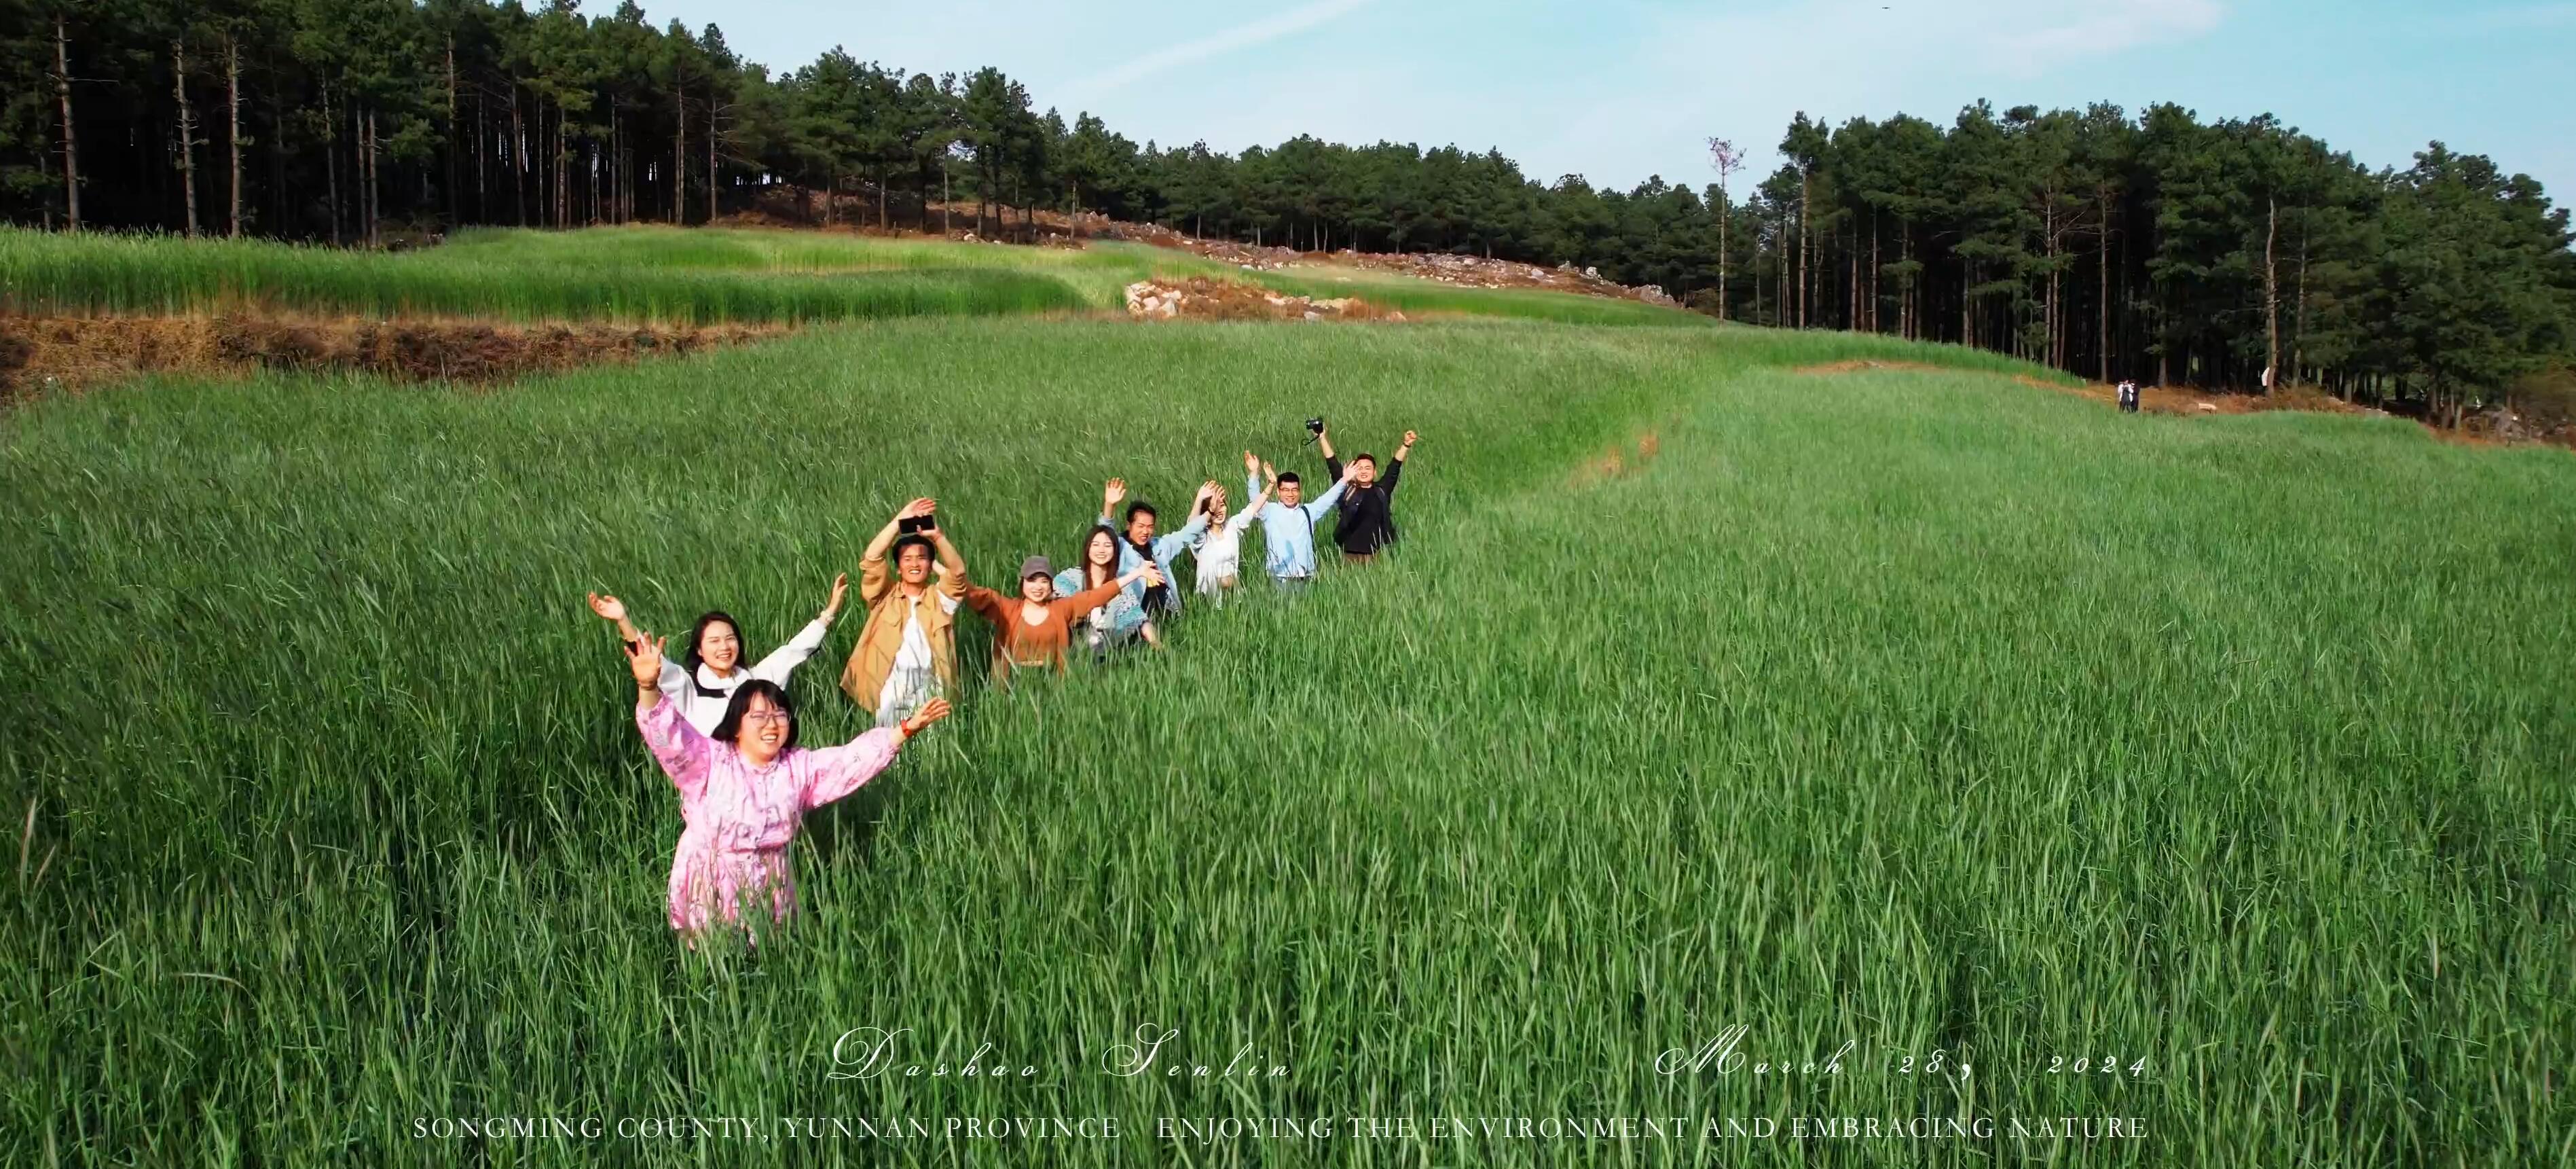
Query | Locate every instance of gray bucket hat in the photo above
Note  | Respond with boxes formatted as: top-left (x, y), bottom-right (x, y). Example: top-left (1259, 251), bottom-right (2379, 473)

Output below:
top-left (1019, 555), bottom-right (1054, 581)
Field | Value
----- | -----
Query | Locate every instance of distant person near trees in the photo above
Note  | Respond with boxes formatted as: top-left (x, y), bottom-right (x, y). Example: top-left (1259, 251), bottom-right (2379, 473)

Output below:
top-left (1241, 448), bottom-right (1355, 590)
top-left (962, 554), bottom-right (1164, 682)
top-left (1188, 479), bottom-right (1272, 607)
top-left (2118, 380), bottom-right (2140, 413)
top-left (1318, 425), bottom-right (1416, 562)
top-left (840, 498), bottom-right (967, 728)
top-left (1098, 477), bottom-right (1212, 622)
top-left (587, 579), bottom-right (847, 736)
top-left (624, 630), bottom-right (949, 939)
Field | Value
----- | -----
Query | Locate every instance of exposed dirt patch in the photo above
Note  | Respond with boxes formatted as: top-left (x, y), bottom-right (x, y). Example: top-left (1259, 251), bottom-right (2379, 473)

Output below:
top-left (1796, 359), bottom-right (1951, 376)
top-left (1, 314), bottom-right (788, 397)
top-left (1569, 427), bottom-right (1665, 488)
top-left (1121, 278), bottom-right (1402, 323)
top-left (722, 185), bottom-right (1685, 308)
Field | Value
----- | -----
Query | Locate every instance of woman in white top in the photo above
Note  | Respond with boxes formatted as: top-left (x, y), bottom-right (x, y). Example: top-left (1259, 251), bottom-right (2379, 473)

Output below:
top-left (1188, 479), bottom-right (1271, 606)
top-left (587, 576), bottom-right (847, 734)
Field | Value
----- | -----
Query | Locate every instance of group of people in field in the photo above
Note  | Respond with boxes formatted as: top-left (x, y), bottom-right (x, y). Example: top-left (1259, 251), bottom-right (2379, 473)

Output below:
top-left (587, 425), bottom-right (1417, 937)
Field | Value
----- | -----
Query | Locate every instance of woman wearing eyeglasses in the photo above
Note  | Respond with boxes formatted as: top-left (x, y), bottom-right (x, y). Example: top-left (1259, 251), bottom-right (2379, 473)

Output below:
top-left (623, 631), bottom-right (949, 937)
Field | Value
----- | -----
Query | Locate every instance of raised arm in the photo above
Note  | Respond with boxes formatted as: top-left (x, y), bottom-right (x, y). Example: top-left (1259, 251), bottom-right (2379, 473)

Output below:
top-left (929, 523), bottom-right (968, 598)
top-left (596, 594), bottom-right (688, 693)
top-left (749, 575), bottom-right (842, 683)
top-left (1384, 430), bottom-right (1415, 495)
top-left (1225, 482), bottom-right (1272, 533)
top-left (1098, 478), bottom-right (1126, 528)
top-left (1317, 422), bottom-right (1337, 462)
top-left (588, 592), bottom-right (646, 645)
top-left (1306, 467), bottom-right (1352, 516)
top-left (959, 581), bottom-right (1012, 624)
top-left (1066, 564), bottom-right (1160, 619)
top-left (628, 635), bottom-right (712, 801)
top-left (860, 499), bottom-right (936, 604)
top-left (1243, 450), bottom-right (1264, 511)
top-left (1158, 488), bottom-right (1214, 558)
top-left (802, 698), bottom-right (951, 810)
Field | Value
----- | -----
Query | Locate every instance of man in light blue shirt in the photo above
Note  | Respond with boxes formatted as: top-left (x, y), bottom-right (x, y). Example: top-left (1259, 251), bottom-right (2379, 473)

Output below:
top-left (1242, 449), bottom-right (1353, 586)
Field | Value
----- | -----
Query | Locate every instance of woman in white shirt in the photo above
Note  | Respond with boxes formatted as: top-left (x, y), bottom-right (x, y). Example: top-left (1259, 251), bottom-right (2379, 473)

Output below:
top-left (587, 577), bottom-right (847, 734)
top-left (1189, 478), bottom-right (1271, 607)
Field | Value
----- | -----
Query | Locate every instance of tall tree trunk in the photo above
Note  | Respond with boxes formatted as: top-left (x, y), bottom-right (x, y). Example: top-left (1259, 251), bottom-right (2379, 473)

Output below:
top-left (672, 79), bottom-right (687, 224)
top-left (54, 16), bottom-right (81, 230)
top-left (2097, 194), bottom-right (2112, 382)
top-left (225, 37), bottom-right (242, 237)
top-left (1776, 215), bottom-right (1788, 327)
top-left (1847, 220), bottom-right (1858, 330)
top-left (324, 85), bottom-right (342, 244)
top-left (173, 41), bottom-right (200, 238)
top-left (2296, 226), bottom-right (2315, 396)
top-left (707, 101), bottom-right (718, 223)
top-left (1961, 259), bottom-right (1973, 348)
top-left (475, 91), bottom-right (487, 224)
top-left (509, 84), bottom-right (525, 226)
top-left (2262, 195), bottom-right (2280, 395)
top-left (364, 107), bottom-right (380, 248)
top-left (1715, 191), bottom-right (1729, 322)
top-left (1795, 174), bottom-right (1808, 329)
top-left (443, 38), bottom-right (457, 229)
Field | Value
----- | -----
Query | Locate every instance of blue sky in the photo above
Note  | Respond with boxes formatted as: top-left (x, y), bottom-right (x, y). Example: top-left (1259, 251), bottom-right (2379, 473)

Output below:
top-left (647, 0), bottom-right (2576, 202)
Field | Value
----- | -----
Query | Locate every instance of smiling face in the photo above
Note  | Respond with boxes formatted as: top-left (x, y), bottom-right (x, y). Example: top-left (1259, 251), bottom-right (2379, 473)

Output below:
top-left (897, 541), bottom-right (933, 587)
top-left (735, 691), bottom-right (790, 767)
top-left (1352, 456), bottom-right (1378, 486)
top-left (1086, 530), bottom-right (1118, 571)
top-left (1277, 478), bottom-right (1304, 507)
top-left (1125, 508), bottom-right (1157, 545)
top-left (697, 619), bottom-right (741, 676)
top-left (1021, 573), bottom-right (1054, 603)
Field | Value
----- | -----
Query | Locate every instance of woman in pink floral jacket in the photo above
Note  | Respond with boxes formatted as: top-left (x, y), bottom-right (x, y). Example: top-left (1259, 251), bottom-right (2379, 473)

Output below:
top-left (623, 632), bottom-right (950, 936)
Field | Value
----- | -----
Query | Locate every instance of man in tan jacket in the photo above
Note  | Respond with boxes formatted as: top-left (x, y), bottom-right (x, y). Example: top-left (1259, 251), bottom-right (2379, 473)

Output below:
top-left (841, 498), bottom-right (967, 727)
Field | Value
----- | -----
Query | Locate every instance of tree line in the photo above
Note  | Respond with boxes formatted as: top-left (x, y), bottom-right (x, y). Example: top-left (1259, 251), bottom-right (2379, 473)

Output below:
top-left (5, 0), bottom-right (2571, 414)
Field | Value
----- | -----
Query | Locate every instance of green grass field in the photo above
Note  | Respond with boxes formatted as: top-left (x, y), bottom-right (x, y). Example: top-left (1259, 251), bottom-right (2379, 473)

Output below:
top-left (0, 225), bottom-right (1699, 327)
top-left (1, 310), bottom-right (2569, 1166)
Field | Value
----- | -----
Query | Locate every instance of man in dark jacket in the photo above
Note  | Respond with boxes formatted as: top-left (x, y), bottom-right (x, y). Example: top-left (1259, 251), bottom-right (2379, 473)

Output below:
top-left (1319, 425), bottom-right (1416, 563)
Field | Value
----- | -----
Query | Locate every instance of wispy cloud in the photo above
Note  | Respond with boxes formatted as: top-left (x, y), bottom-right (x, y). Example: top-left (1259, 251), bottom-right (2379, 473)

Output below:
top-left (2002, 0), bottom-right (2224, 63)
top-left (1063, 0), bottom-right (1376, 97)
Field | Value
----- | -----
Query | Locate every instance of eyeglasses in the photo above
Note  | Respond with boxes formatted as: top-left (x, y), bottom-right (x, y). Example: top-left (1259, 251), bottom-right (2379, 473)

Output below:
top-left (737, 709), bottom-right (792, 725)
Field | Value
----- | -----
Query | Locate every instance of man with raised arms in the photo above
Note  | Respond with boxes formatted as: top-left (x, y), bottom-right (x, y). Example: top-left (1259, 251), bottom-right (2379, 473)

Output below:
top-left (1240, 449), bottom-right (1355, 590)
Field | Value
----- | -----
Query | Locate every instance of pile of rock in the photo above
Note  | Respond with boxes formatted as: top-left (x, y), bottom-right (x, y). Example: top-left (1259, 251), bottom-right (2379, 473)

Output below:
top-left (1122, 279), bottom-right (1402, 323)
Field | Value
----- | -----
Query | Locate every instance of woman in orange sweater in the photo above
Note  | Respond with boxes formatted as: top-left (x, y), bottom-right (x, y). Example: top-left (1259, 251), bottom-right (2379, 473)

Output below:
top-left (960, 554), bottom-right (1163, 683)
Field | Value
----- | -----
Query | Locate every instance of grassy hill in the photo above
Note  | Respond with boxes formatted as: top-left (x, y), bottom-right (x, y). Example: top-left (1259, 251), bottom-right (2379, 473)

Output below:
top-left (0, 225), bottom-right (1703, 327)
top-left (1, 290), bottom-right (2569, 1162)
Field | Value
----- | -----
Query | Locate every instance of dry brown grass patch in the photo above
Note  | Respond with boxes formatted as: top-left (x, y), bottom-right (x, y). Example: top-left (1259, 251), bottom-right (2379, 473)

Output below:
top-left (1, 313), bottom-right (789, 397)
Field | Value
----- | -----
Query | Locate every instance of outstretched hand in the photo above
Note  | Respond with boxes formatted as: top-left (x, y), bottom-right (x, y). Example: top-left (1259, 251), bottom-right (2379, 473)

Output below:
top-left (1402, 429), bottom-right (1418, 448)
top-left (1103, 478), bottom-right (1127, 509)
top-left (821, 572), bottom-right (849, 622)
top-left (898, 697), bottom-right (953, 736)
top-left (627, 634), bottom-right (667, 690)
top-left (1243, 449), bottom-right (1259, 473)
top-left (897, 497), bottom-right (936, 522)
top-left (1260, 460), bottom-right (1278, 484)
top-left (587, 592), bottom-right (627, 624)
